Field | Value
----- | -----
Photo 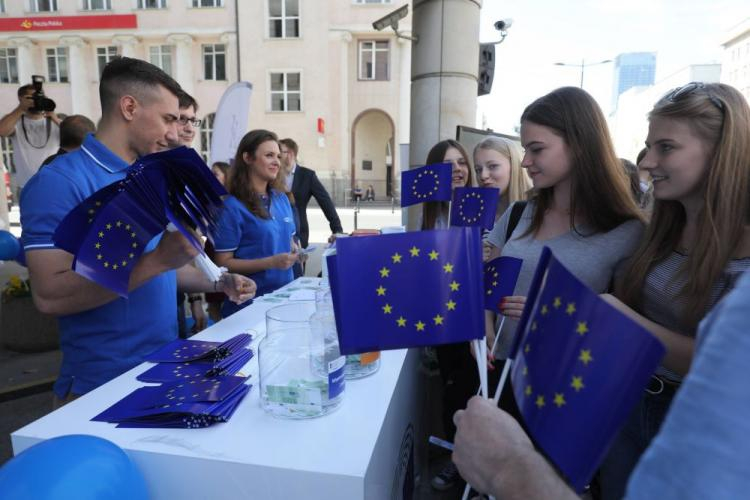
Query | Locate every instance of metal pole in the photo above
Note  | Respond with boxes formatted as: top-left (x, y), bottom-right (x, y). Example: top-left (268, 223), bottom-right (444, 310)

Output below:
top-left (580, 58), bottom-right (585, 88)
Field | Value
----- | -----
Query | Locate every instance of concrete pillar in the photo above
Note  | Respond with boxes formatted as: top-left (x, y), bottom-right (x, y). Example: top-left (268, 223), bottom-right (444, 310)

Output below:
top-left (113, 35), bottom-right (139, 59)
top-left (60, 36), bottom-right (92, 119)
top-left (220, 32), bottom-right (238, 82)
top-left (397, 36), bottom-right (412, 202)
top-left (338, 31), bottom-right (352, 199)
top-left (7, 37), bottom-right (35, 85)
top-left (407, 0), bottom-right (481, 229)
top-left (166, 33), bottom-right (195, 94)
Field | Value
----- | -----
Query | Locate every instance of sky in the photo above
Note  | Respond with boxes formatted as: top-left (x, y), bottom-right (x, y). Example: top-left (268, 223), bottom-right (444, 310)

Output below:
top-left (477, 0), bottom-right (749, 135)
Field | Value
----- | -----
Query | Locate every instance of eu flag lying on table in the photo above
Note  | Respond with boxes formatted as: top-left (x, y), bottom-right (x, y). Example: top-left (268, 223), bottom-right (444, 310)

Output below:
top-left (509, 247), bottom-right (665, 492)
top-left (483, 256), bottom-right (522, 312)
top-left (449, 187), bottom-right (500, 230)
top-left (53, 147), bottom-right (227, 296)
top-left (400, 163), bottom-right (453, 207)
top-left (328, 227), bottom-right (485, 354)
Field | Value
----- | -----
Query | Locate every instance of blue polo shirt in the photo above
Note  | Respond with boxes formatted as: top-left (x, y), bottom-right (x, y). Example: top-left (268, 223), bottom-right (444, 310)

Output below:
top-left (20, 134), bottom-right (177, 398)
top-left (214, 192), bottom-right (296, 316)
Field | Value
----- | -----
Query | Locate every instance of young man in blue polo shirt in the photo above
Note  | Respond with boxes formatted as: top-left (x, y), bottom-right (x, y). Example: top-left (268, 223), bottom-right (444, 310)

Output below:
top-left (20, 57), bottom-right (256, 407)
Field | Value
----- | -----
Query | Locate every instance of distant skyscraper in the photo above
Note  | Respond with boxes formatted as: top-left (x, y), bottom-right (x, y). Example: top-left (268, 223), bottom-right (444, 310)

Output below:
top-left (612, 52), bottom-right (656, 109)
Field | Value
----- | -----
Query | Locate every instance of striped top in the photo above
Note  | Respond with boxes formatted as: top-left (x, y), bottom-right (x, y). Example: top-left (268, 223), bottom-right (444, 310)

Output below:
top-left (643, 251), bottom-right (750, 382)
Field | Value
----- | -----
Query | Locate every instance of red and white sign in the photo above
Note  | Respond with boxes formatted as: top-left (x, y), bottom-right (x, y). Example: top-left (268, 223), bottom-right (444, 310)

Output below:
top-left (0, 15), bottom-right (138, 32)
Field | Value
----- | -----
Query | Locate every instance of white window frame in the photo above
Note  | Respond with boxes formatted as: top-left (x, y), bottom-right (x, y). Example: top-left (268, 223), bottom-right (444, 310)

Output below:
top-left (96, 46), bottom-right (118, 77)
top-left (192, 0), bottom-right (223, 7)
top-left (137, 0), bottom-right (167, 9)
top-left (30, 0), bottom-right (58, 12)
top-left (83, 0), bottom-right (111, 10)
top-left (199, 112), bottom-right (215, 163)
top-left (1, 136), bottom-right (14, 174)
top-left (0, 0), bottom-right (6, 14)
top-left (358, 40), bottom-right (390, 81)
top-left (202, 44), bottom-right (226, 81)
top-left (149, 45), bottom-right (173, 77)
top-left (46, 47), bottom-right (68, 83)
top-left (267, 0), bottom-right (300, 39)
top-left (268, 69), bottom-right (302, 112)
top-left (0, 48), bottom-right (19, 84)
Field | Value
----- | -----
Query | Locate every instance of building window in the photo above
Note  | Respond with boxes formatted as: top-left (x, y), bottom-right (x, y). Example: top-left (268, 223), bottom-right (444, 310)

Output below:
top-left (359, 40), bottom-right (389, 80)
top-left (0, 0), bottom-right (5, 13)
top-left (83, 0), bottom-right (111, 9)
top-left (269, 71), bottom-right (301, 112)
top-left (138, 0), bottom-right (166, 8)
top-left (202, 44), bottom-right (226, 81)
top-left (0, 48), bottom-right (19, 84)
top-left (268, 0), bottom-right (299, 39)
top-left (199, 112), bottom-right (215, 163)
top-left (149, 45), bottom-right (173, 76)
top-left (30, 0), bottom-right (58, 11)
top-left (46, 47), bottom-right (68, 83)
top-left (192, 0), bottom-right (222, 6)
top-left (96, 46), bottom-right (118, 77)
top-left (1, 136), bottom-right (13, 174)
top-left (354, 0), bottom-right (392, 3)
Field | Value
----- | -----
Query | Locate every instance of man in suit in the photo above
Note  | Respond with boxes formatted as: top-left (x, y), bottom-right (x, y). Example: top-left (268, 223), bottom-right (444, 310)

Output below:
top-left (279, 138), bottom-right (343, 248)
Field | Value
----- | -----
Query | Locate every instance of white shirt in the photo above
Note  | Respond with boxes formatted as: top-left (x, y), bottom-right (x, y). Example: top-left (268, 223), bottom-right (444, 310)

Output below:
top-left (11, 116), bottom-right (60, 188)
top-left (285, 163), bottom-right (297, 192)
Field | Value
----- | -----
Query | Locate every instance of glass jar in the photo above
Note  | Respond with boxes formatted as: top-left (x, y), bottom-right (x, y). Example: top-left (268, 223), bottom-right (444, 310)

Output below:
top-left (345, 351), bottom-right (381, 379)
top-left (259, 302), bottom-right (345, 419)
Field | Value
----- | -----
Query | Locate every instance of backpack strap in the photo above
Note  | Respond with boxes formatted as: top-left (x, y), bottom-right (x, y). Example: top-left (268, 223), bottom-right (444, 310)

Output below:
top-left (505, 201), bottom-right (527, 243)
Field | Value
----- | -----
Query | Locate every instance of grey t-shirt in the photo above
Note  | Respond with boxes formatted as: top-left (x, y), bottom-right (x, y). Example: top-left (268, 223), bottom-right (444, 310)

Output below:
top-left (486, 201), bottom-right (644, 357)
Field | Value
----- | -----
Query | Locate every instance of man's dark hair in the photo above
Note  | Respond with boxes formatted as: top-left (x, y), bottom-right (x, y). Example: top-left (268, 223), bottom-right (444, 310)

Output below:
top-left (177, 91), bottom-right (199, 112)
top-left (279, 138), bottom-right (298, 156)
top-left (60, 115), bottom-right (96, 149)
top-left (18, 84), bottom-right (34, 98)
top-left (99, 56), bottom-right (183, 114)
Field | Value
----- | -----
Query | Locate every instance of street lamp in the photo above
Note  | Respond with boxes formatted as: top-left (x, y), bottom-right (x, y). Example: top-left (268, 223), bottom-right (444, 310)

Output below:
top-left (554, 59), bottom-right (612, 88)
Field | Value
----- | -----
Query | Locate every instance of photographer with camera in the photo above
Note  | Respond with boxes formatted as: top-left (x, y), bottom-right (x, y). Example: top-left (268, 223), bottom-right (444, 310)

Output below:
top-left (0, 76), bottom-right (61, 198)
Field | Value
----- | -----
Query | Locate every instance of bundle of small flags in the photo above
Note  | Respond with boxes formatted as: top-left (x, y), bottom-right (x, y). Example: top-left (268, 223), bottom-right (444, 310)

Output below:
top-left (93, 334), bottom-right (253, 428)
top-left (53, 147), bottom-right (227, 296)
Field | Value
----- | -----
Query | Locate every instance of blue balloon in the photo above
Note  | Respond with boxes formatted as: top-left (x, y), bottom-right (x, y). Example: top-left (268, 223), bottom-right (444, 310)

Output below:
top-left (0, 229), bottom-right (19, 261)
top-left (0, 435), bottom-right (149, 500)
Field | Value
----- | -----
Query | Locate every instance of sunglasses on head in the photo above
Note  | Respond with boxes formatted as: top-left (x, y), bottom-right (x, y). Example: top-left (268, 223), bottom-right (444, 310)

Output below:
top-left (664, 82), bottom-right (724, 113)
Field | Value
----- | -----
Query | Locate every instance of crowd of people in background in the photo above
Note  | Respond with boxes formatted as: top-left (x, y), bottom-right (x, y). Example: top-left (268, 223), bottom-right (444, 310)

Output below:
top-left (2, 54), bottom-right (749, 499)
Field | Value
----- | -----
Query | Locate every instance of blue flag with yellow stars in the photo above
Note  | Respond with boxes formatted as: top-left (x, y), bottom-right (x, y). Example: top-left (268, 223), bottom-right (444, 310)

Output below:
top-left (449, 187), bottom-right (499, 229)
top-left (400, 163), bottom-right (453, 207)
top-left (483, 256), bottom-right (522, 312)
top-left (509, 248), bottom-right (665, 492)
top-left (328, 227), bottom-right (485, 354)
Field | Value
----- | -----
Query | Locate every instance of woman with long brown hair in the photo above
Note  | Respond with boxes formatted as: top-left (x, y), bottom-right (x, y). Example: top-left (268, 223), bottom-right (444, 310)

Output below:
top-left (212, 129), bottom-right (299, 317)
top-left (420, 139), bottom-right (475, 230)
top-left (599, 82), bottom-right (750, 499)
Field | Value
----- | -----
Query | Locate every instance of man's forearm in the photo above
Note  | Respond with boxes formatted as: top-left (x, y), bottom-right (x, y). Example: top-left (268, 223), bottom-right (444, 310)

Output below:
top-left (0, 107), bottom-right (23, 137)
top-left (176, 265), bottom-right (217, 293)
top-left (491, 448), bottom-right (578, 500)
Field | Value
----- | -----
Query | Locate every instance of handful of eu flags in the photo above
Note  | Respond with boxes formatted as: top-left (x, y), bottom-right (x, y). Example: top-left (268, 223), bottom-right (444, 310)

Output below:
top-left (53, 147), bottom-right (227, 296)
top-left (94, 334), bottom-right (253, 428)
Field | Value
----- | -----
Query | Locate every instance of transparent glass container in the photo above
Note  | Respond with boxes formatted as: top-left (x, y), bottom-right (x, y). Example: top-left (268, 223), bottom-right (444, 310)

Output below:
top-left (259, 302), bottom-right (345, 419)
top-left (345, 351), bottom-right (381, 379)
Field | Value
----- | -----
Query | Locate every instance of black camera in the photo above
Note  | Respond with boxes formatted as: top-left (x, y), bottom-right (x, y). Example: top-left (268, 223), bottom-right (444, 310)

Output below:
top-left (29, 75), bottom-right (56, 113)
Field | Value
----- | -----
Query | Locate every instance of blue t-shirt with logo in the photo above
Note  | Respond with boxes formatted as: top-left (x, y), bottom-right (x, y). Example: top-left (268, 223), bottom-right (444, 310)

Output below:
top-left (20, 134), bottom-right (177, 398)
top-left (213, 192), bottom-right (296, 316)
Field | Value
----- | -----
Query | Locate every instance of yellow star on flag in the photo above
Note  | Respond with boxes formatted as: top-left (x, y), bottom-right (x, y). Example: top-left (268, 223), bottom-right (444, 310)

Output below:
top-left (116, 221), bottom-right (122, 227)
top-left (535, 395), bottom-right (545, 408)
top-left (541, 304), bottom-right (549, 315)
top-left (446, 300), bottom-right (456, 310)
top-left (433, 314), bottom-right (444, 325)
top-left (95, 242), bottom-right (101, 249)
top-left (553, 393), bottom-right (566, 407)
top-left (449, 281), bottom-right (460, 292)
top-left (522, 366), bottom-right (528, 376)
top-left (566, 302), bottom-right (577, 315)
top-left (531, 321), bottom-right (537, 331)
top-left (379, 267), bottom-right (390, 278)
top-left (98, 231), bottom-right (104, 238)
top-left (376, 286), bottom-right (386, 296)
top-left (525, 385), bottom-right (532, 396)
top-left (409, 246), bottom-right (420, 257)
top-left (415, 321), bottom-right (425, 331)
top-left (553, 297), bottom-right (562, 308)
top-left (443, 262), bottom-right (454, 273)
top-left (391, 252), bottom-right (402, 264)
top-left (576, 321), bottom-right (589, 335)
top-left (382, 303), bottom-right (392, 314)
top-left (106, 223), bottom-right (112, 230)
top-left (571, 376), bottom-right (585, 392)
top-left (96, 254), bottom-right (103, 260)
top-left (428, 250), bottom-right (439, 260)
top-left (396, 316), bottom-right (407, 327)
top-left (578, 349), bottom-right (593, 365)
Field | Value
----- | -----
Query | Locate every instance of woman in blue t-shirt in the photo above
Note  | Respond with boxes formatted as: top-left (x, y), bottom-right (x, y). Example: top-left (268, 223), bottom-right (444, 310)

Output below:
top-left (213, 129), bottom-right (299, 317)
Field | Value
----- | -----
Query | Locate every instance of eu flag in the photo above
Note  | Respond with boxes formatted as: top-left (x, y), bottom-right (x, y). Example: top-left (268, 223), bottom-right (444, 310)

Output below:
top-left (328, 227), bottom-right (485, 354)
top-left (400, 163), bottom-right (453, 207)
top-left (510, 248), bottom-right (665, 492)
top-left (450, 187), bottom-right (499, 229)
top-left (483, 256), bottom-right (522, 312)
